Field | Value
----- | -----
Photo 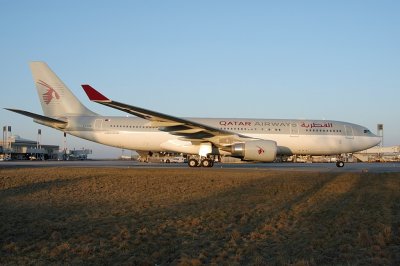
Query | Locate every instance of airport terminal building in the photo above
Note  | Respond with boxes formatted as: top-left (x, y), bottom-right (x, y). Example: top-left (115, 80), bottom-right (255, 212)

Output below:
top-left (0, 135), bottom-right (59, 160)
top-left (0, 135), bottom-right (93, 161)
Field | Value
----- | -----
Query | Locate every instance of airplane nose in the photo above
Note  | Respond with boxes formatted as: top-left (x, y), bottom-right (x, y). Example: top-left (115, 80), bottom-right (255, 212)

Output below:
top-left (372, 136), bottom-right (382, 146)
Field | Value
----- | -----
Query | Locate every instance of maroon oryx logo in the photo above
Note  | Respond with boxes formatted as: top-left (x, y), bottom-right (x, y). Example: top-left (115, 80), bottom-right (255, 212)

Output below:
top-left (37, 80), bottom-right (60, 104)
top-left (257, 146), bottom-right (265, 155)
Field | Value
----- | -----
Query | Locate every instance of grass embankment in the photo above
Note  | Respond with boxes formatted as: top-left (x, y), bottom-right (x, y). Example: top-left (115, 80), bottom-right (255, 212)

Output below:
top-left (0, 168), bottom-right (399, 265)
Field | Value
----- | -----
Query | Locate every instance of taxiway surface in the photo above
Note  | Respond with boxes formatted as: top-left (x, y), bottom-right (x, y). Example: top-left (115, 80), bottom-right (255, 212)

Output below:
top-left (0, 160), bottom-right (399, 173)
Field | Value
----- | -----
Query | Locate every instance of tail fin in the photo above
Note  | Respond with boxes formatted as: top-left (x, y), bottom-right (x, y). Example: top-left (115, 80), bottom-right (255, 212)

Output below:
top-left (30, 62), bottom-right (97, 117)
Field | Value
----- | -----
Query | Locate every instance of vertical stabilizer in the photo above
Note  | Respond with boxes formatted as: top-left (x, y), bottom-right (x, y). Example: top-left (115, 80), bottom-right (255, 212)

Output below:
top-left (30, 62), bottom-right (97, 117)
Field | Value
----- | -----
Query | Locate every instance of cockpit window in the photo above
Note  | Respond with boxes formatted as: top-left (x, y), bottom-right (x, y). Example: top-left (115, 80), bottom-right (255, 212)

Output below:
top-left (363, 129), bottom-right (371, 134)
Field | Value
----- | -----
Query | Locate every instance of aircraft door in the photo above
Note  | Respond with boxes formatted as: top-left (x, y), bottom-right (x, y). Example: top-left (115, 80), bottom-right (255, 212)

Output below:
top-left (344, 125), bottom-right (354, 139)
top-left (290, 122), bottom-right (299, 137)
top-left (94, 119), bottom-right (103, 130)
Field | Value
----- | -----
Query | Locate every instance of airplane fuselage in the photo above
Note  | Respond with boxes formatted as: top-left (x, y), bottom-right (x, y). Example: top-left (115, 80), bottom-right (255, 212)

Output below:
top-left (63, 115), bottom-right (380, 156)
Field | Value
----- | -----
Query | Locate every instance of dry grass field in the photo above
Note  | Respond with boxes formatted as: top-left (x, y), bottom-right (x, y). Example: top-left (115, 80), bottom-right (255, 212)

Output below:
top-left (0, 167), bottom-right (399, 265)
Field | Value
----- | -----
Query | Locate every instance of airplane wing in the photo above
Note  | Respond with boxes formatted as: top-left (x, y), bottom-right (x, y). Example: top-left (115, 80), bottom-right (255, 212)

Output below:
top-left (5, 108), bottom-right (67, 129)
top-left (81, 85), bottom-right (253, 146)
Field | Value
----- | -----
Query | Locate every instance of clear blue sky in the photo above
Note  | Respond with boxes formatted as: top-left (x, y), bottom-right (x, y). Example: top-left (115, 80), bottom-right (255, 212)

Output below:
top-left (1, 1), bottom-right (399, 158)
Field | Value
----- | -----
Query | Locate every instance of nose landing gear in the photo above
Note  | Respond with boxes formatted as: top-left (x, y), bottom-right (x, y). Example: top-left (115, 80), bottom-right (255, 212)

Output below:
top-left (336, 161), bottom-right (345, 167)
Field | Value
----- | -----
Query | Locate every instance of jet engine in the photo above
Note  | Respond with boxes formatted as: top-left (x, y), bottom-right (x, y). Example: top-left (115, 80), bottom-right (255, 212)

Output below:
top-left (230, 139), bottom-right (277, 162)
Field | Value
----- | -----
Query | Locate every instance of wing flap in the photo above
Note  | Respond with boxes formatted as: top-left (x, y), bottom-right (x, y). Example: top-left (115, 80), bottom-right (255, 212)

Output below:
top-left (149, 121), bottom-right (184, 127)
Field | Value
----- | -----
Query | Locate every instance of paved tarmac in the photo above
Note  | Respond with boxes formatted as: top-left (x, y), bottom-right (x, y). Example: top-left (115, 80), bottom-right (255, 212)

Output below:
top-left (0, 160), bottom-right (399, 173)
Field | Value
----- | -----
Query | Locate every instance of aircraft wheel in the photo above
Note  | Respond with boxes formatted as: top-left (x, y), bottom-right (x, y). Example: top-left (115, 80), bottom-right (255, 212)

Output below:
top-left (188, 159), bottom-right (198, 167)
top-left (201, 159), bottom-right (211, 167)
top-left (336, 161), bottom-right (345, 168)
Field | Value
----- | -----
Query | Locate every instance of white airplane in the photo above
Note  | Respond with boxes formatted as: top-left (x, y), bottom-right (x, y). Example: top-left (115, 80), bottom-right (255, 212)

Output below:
top-left (6, 62), bottom-right (380, 167)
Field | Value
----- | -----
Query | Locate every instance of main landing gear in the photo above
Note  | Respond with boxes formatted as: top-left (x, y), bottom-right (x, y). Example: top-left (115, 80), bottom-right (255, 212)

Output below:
top-left (188, 157), bottom-right (215, 168)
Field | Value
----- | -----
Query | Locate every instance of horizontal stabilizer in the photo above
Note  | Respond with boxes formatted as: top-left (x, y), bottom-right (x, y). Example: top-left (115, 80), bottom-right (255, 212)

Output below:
top-left (5, 108), bottom-right (67, 128)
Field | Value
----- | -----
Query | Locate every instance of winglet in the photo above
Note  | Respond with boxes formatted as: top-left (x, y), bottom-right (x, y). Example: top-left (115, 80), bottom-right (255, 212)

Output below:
top-left (82, 84), bottom-right (110, 102)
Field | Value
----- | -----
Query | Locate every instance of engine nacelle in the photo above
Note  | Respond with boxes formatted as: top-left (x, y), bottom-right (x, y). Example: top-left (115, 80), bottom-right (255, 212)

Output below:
top-left (230, 140), bottom-right (277, 162)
